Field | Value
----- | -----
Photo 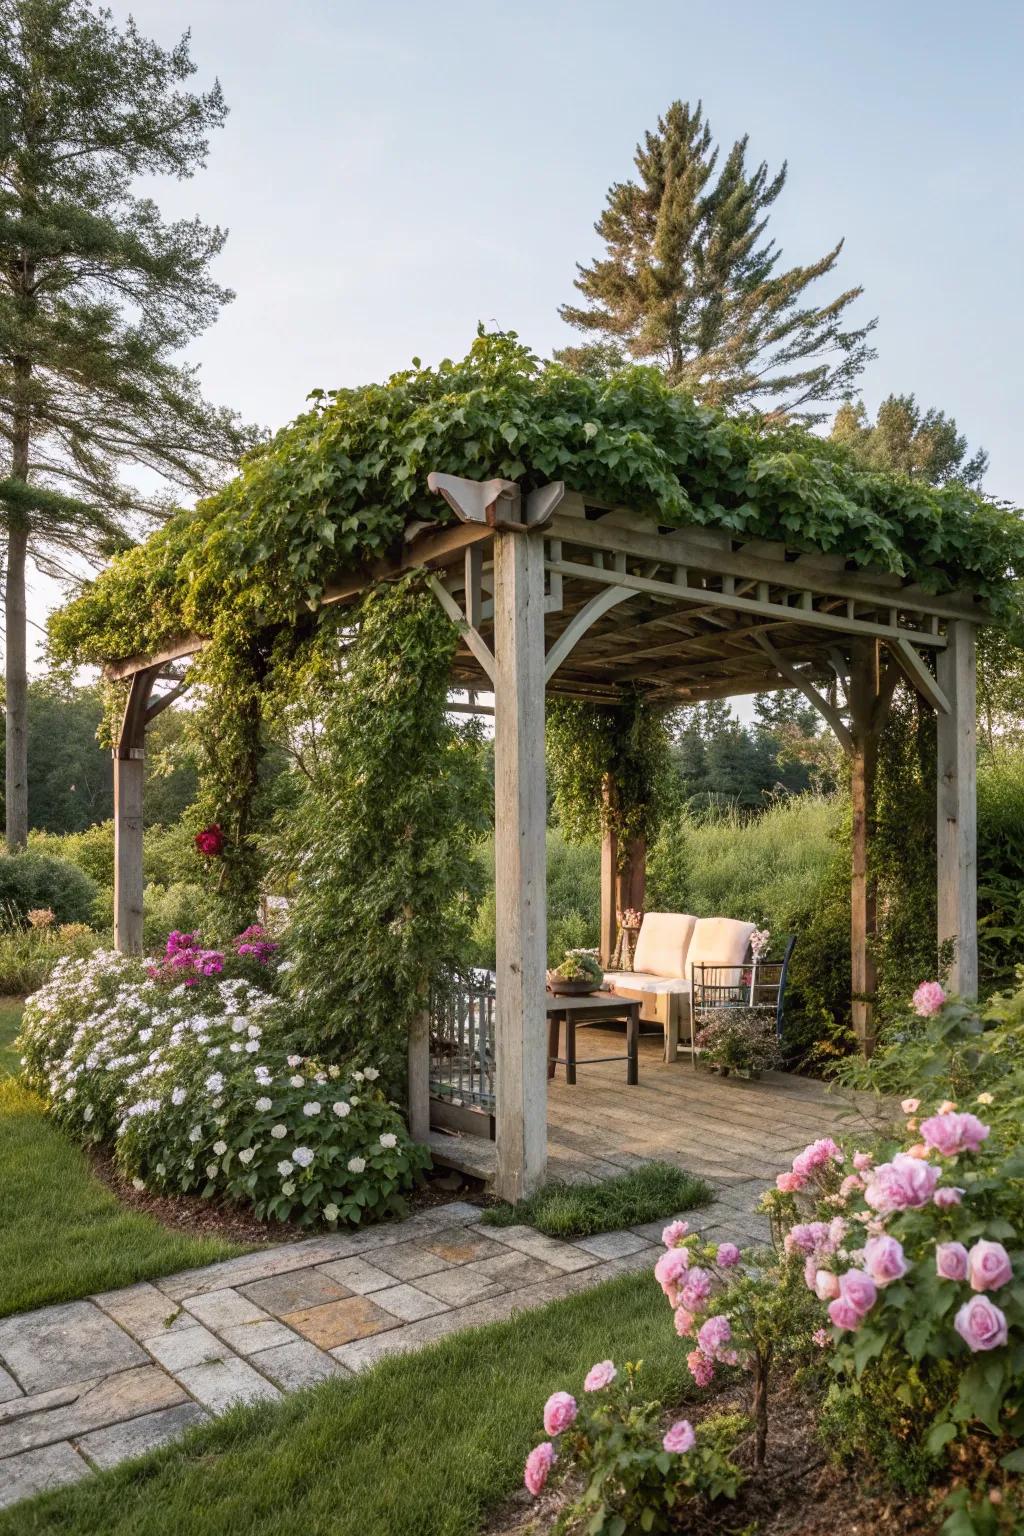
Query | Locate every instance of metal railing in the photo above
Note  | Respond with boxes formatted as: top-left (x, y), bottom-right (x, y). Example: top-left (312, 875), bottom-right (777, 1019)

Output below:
top-left (429, 971), bottom-right (496, 1121)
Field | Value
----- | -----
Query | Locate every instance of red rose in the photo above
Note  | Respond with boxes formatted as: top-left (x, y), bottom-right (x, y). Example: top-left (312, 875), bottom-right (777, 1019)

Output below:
top-left (194, 823), bottom-right (224, 857)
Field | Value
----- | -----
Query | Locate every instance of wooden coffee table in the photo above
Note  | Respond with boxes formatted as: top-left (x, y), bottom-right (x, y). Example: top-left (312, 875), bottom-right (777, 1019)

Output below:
top-left (545, 991), bottom-right (640, 1086)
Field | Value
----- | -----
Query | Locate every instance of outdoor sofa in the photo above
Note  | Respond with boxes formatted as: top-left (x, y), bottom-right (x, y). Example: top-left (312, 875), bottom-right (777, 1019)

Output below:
top-left (603, 912), bottom-right (759, 1062)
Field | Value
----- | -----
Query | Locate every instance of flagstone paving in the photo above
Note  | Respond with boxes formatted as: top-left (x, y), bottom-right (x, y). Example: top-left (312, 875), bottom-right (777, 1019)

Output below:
top-left (0, 1189), bottom-right (767, 1511)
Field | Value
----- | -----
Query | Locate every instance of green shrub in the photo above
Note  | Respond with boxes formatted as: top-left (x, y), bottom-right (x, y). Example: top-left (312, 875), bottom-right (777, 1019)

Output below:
top-left (470, 828), bottom-right (601, 969)
top-left (29, 823), bottom-right (115, 887)
top-left (977, 754), bottom-right (1024, 993)
top-left (29, 819), bottom-right (201, 895)
top-left (0, 923), bottom-right (99, 995)
top-left (20, 947), bottom-right (429, 1229)
top-left (0, 852), bottom-right (97, 924)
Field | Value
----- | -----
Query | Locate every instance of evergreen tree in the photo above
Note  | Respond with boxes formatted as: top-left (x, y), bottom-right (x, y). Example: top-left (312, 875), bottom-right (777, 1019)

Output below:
top-left (0, 0), bottom-right (254, 849)
top-left (831, 394), bottom-right (988, 486)
top-left (558, 100), bottom-right (875, 420)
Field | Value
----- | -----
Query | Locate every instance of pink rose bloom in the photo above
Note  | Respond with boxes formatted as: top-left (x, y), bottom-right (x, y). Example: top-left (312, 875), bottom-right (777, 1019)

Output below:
top-left (838, 1267), bottom-right (878, 1316)
top-left (828, 1297), bottom-right (864, 1331)
top-left (679, 1267), bottom-right (713, 1311)
top-left (863, 1235), bottom-right (909, 1287)
top-left (697, 1314), bottom-right (732, 1358)
top-left (955, 1295), bottom-right (1009, 1352)
top-left (814, 1269), bottom-right (840, 1301)
top-left (524, 1441), bottom-right (555, 1496)
top-left (912, 980), bottom-right (946, 1016)
top-left (968, 1240), bottom-right (1013, 1293)
top-left (792, 1138), bottom-right (844, 1177)
top-left (716, 1242), bottom-right (741, 1268)
top-left (920, 1112), bottom-right (990, 1158)
top-left (662, 1419), bottom-right (696, 1454)
top-left (583, 1360), bottom-right (617, 1392)
top-left (686, 1349), bottom-right (715, 1387)
top-left (785, 1221), bottom-right (832, 1257)
top-left (662, 1219), bottom-right (689, 1248)
top-left (934, 1187), bottom-right (965, 1209)
top-left (654, 1247), bottom-right (690, 1304)
top-left (542, 1392), bottom-right (577, 1437)
top-left (865, 1154), bottom-right (940, 1213)
top-left (776, 1170), bottom-right (806, 1193)
top-left (900, 1097), bottom-right (921, 1114)
top-left (839, 1174), bottom-right (865, 1199)
top-left (853, 1150), bottom-right (874, 1172)
top-left (673, 1306), bottom-right (696, 1339)
top-left (936, 1241), bottom-right (969, 1281)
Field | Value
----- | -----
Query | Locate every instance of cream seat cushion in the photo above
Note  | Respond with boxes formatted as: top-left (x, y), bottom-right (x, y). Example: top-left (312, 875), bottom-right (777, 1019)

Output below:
top-left (687, 917), bottom-right (756, 975)
top-left (606, 971), bottom-right (691, 996)
top-left (631, 912), bottom-right (695, 979)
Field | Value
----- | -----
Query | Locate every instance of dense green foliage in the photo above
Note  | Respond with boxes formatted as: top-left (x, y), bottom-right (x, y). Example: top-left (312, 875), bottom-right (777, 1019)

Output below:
top-left (275, 579), bottom-right (489, 1084)
top-left (547, 693), bottom-right (671, 854)
top-left (48, 330), bottom-right (1024, 918)
top-left (0, 1001), bottom-right (243, 1318)
top-left (471, 828), bottom-right (601, 967)
top-left (481, 1160), bottom-right (711, 1238)
top-left (557, 100), bottom-right (874, 419)
top-left (0, 849), bottom-right (95, 923)
top-left (670, 695), bottom-right (833, 811)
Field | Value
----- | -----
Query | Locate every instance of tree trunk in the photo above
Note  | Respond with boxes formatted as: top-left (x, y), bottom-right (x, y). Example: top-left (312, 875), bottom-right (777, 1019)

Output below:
top-left (5, 365), bottom-right (31, 852)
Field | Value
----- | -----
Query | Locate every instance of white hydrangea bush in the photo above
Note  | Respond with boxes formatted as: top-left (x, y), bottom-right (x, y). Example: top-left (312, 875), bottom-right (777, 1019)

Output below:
top-left (19, 950), bottom-right (429, 1228)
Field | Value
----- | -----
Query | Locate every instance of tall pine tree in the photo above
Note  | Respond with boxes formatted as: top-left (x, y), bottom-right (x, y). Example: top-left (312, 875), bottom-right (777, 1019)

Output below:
top-left (0, 0), bottom-right (254, 849)
top-left (558, 101), bottom-right (875, 420)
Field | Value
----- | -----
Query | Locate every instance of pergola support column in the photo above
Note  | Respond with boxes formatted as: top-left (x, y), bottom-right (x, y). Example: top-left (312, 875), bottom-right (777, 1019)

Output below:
top-left (113, 747), bottom-right (145, 954)
top-left (112, 664), bottom-right (160, 956)
top-left (936, 621), bottom-right (977, 997)
top-left (492, 525), bottom-right (548, 1202)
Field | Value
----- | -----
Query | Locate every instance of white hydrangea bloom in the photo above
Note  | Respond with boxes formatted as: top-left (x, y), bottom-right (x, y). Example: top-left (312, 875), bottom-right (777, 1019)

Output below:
top-left (277, 1159), bottom-right (293, 1177)
top-left (332, 1102), bottom-right (350, 1118)
top-left (255, 1096), bottom-right (272, 1112)
top-left (347, 1156), bottom-right (366, 1174)
top-left (323, 1203), bottom-right (339, 1222)
top-left (292, 1146), bottom-right (314, 1168)
top-left (238, 1148), bottom-right (256, 1165)
top-left (213, 1140), bottom-right (227, 1155)
top-left (363, 1068), bottom-right (380, 1081)
top-left (270, 1124), bottom-right (287, 1139)
top-left (379, 1132), bottom-right (397, 1149)
top-left (302, 1102), bottom-right (321, 1117)
top-left (289, 1075), bottom-right (304, 1088)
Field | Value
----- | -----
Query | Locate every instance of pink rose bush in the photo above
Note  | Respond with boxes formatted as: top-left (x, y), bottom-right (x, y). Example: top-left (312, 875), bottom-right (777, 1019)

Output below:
top-left (768, 989), bottom-right (1024, 1478)
top-left (523, 1359), bottom-right (742, 1527)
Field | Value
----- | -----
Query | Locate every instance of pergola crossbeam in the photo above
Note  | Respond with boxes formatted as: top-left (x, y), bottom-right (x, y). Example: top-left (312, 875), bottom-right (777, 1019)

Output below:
top-left (754, 634), bottom-right (854, 752)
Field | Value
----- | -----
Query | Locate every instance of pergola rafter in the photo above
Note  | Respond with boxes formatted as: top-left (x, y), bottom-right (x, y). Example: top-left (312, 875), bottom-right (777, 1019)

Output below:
top-left (102, 473), bottom-right (984, 1204)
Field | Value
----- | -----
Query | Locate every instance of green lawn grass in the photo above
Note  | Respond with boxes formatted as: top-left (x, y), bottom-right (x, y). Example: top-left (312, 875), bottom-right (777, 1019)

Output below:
top-left (481, 1159), bottom-right (712, 1238)
top-left (3, 1267), bottom-right (681, 1536)
top-left (0, 999), bottom-right (247, 1318)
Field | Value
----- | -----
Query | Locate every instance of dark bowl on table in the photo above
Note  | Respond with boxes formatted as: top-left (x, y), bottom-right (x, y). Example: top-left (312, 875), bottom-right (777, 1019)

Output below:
top-left (546, 973), bottom-right (603, 996)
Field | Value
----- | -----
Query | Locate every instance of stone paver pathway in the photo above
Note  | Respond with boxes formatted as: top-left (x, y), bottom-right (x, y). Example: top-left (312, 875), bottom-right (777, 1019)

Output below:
top-left (0, 1189), bottom-right (766, 1510)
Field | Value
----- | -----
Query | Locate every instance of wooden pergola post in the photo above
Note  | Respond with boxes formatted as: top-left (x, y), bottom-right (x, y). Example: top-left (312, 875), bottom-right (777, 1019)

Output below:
top-left (492, 523), bottom-right (548, 1201)
top-left (848, 644), bottom-right (882, 1054)
top-left (937, 620), bottom-right (978, 997)
top-left (112, 665), bottom-right (160, 955)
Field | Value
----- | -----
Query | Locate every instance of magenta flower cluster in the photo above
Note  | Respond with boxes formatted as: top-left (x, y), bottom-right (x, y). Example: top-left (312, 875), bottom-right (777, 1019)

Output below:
top-left (146, 926), bottom-right (278, 986)
top-left (234, 924), bottom-right (279, 965)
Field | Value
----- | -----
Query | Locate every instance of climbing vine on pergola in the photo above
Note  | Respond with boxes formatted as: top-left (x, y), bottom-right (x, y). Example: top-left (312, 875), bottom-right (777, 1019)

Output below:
top-left (51, 330), bottom-right (1024, 1199)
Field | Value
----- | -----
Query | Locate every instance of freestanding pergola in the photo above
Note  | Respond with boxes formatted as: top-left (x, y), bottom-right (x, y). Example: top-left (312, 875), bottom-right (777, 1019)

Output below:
top-left (106, 473), bottom-right (981, 1201)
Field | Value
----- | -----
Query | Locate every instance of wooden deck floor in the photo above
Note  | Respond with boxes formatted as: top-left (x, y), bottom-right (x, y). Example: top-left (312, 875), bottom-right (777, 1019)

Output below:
top-left (430, 1026), bottom-right (886, 1235)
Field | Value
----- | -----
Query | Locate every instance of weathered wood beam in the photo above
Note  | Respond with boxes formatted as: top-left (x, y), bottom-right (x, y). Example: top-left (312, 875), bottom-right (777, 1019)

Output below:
top-left (322, 522), bottom-right (492, 606)
top-left (890, 638), bottom-right (951, 715)
top-left (425, 574), bottom-right (496, 683)
top-left (937, 621), bottom-right (978, 998)
top-left (547, 511), bottom-right (985, 624)
top-left (754, 635), bottom-right (854, 752)
top-left (104, 635), bottom-right (206, 682)
top-left (544, 586), bottom-right (633, 681)
top-left (492, 527), bottom-right (548, 1201)
top-left (544, 557), bottom-right (947, 648)
top-left (113, 664), bottom-right (161, 955)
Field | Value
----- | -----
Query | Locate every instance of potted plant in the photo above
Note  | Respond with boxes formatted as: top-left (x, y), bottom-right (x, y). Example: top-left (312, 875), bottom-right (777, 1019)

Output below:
top-left (694, 1006), bottom-right (781, 1079)
top-left (546, 948), bottom-right (604, 996)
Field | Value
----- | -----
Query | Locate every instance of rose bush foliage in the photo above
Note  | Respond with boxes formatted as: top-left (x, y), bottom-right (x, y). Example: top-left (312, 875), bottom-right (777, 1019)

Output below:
top-left (19, 942), bottom-right (428, 1228)
top-left (523, 1360), bottom-right (743, 1534)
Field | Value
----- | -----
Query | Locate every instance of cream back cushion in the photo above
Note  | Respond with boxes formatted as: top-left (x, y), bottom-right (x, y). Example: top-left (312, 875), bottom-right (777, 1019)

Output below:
top-left (687, 917), bottom-right (756, 976)
top-left (632, 912), bottom-right (695, 978)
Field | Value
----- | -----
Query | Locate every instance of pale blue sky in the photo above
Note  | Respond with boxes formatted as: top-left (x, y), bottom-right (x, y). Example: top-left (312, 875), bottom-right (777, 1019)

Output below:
top-left (26, 0), bottom-right (1024, 653)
